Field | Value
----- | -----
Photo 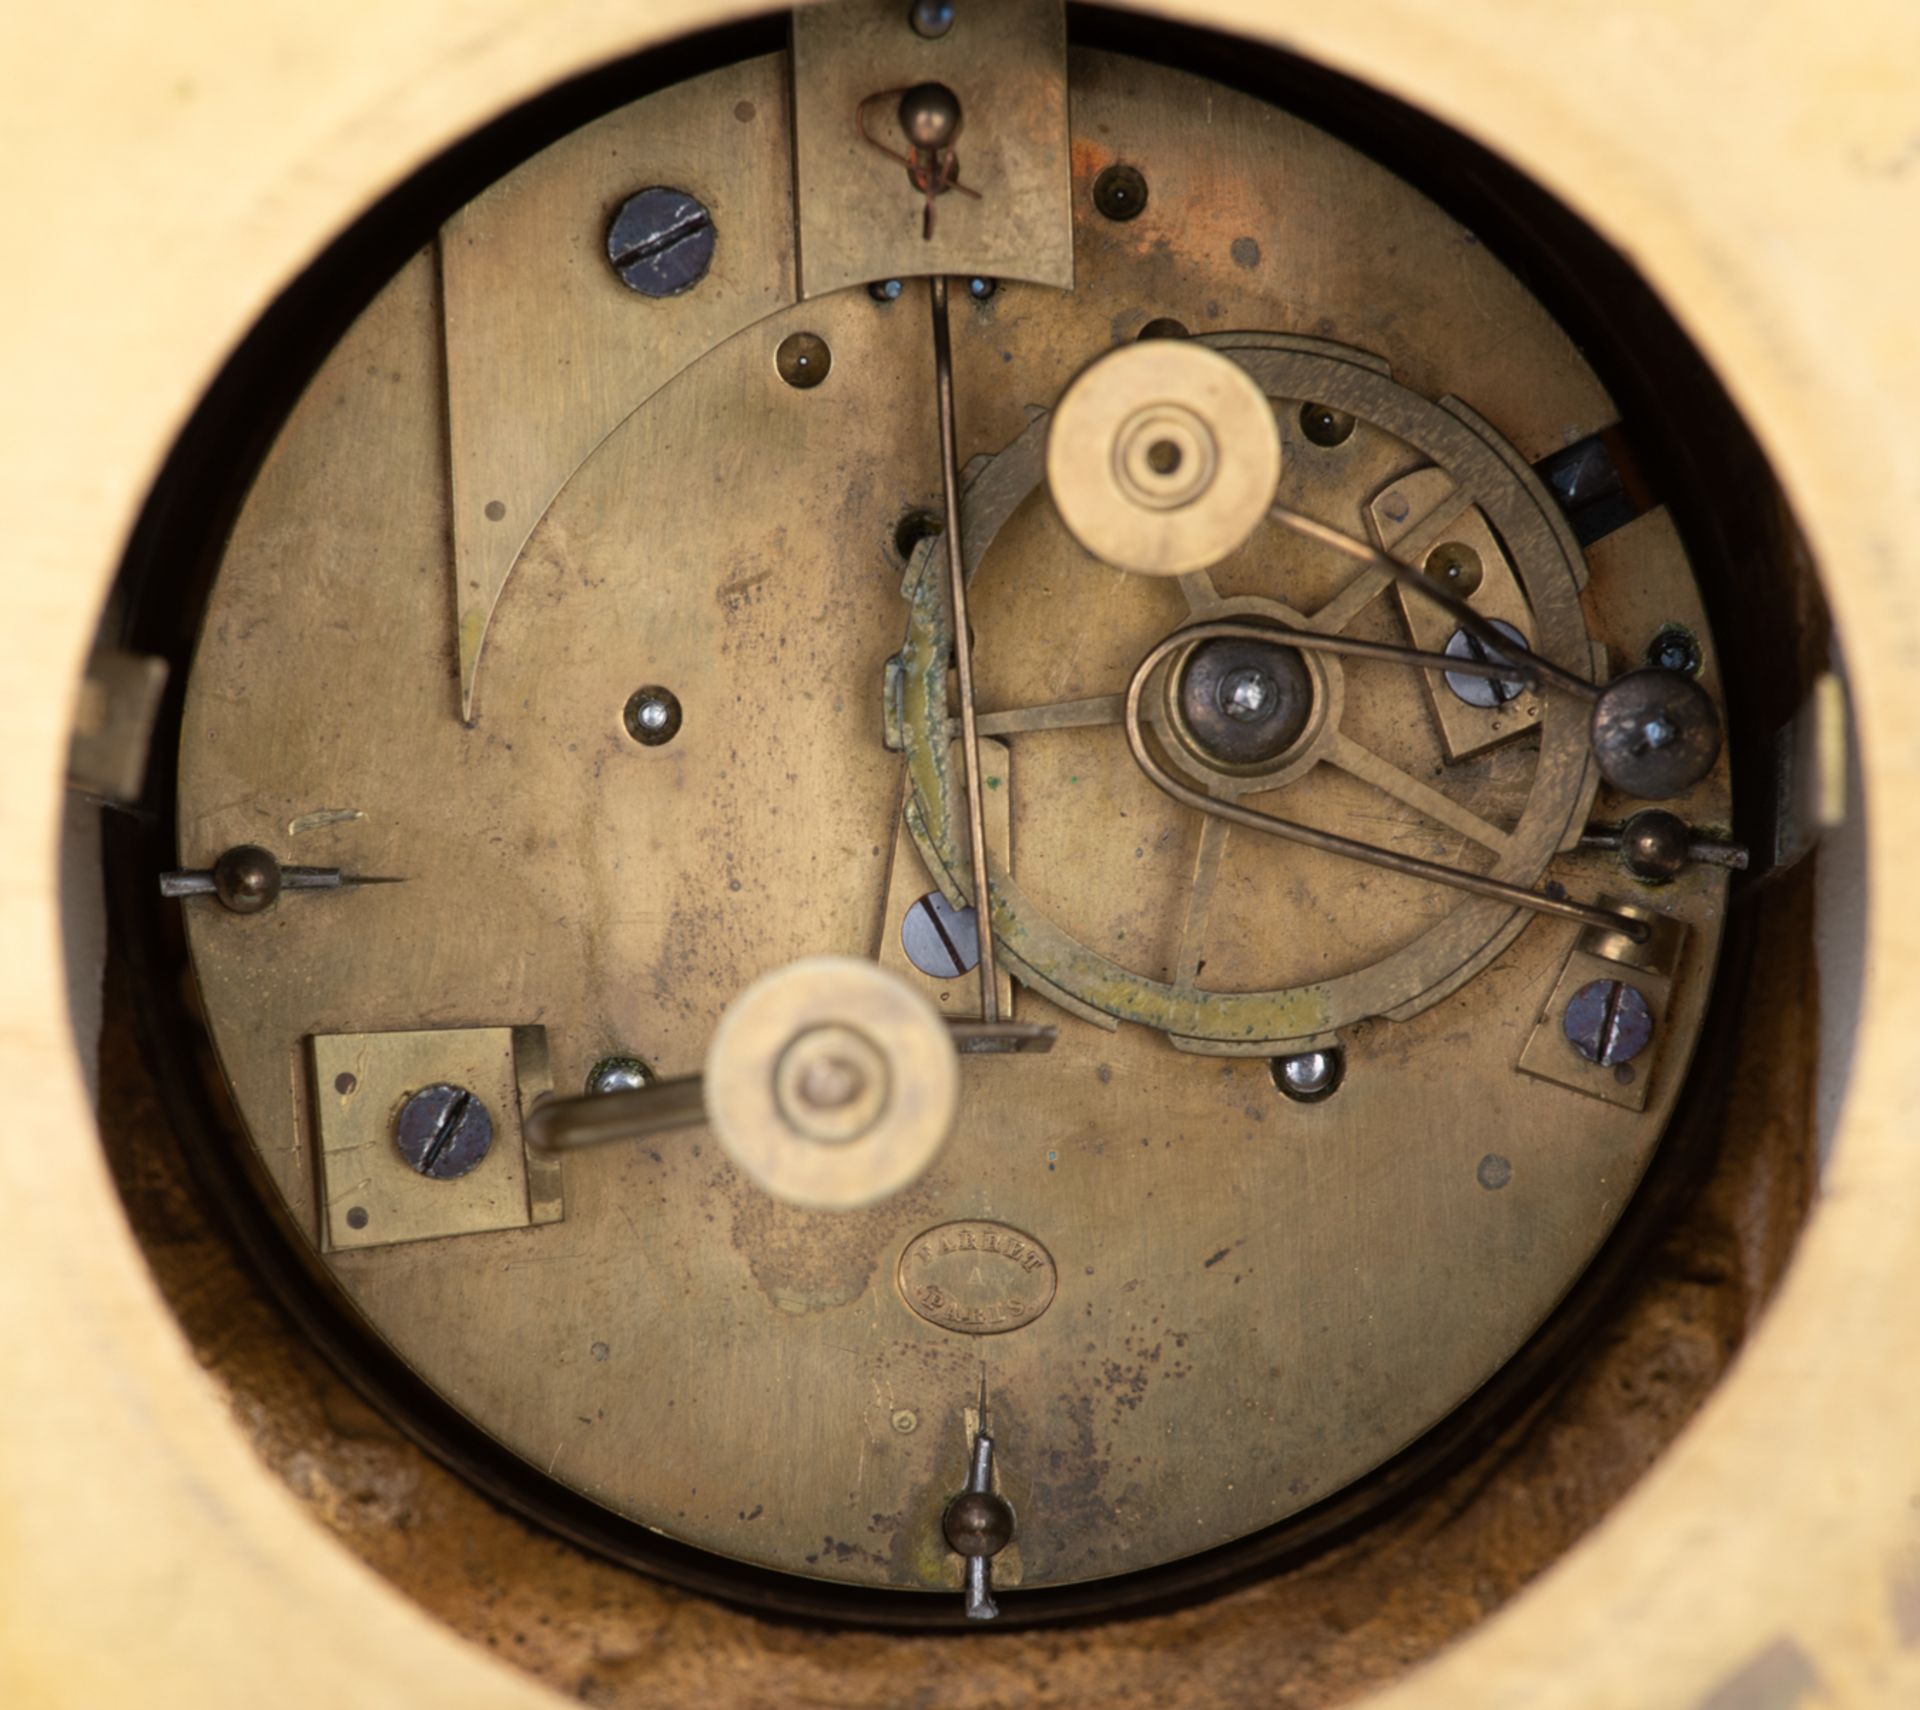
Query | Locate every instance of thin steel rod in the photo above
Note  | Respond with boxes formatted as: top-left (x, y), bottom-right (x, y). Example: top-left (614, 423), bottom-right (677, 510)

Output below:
top-left (1125, 630), bottom-right (1650, 941)
top-left (525, 1011), bottom-right (1041, 1156)
top-left (524, 1076), bottom-right (706, 1155)
top-left (1175, 618), bottom-right (1545, 688)
top-left (949, 1020), bottom-right (1057, 1054)
top-left (1579, 825), bottom-right (1751, 871)
top-left (930, 274), bottom-right (1000, 1023)
top-left (1267, 499), bottom-right (1600, 702)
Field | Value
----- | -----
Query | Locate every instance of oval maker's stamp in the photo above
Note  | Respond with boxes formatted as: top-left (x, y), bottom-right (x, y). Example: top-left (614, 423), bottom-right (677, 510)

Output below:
top-left (897, 1220), bottom-right (1057, 1335)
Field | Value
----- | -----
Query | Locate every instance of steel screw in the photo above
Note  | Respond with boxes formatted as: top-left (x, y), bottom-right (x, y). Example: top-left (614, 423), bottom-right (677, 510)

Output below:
top-left (1443, 620), bottom-right (1529, 708)
top-left (624, 685), bottom-right (682, 745)
top-left (966, 276), bottom-right (997, 302)
top-left (606, 187), bottom-right (714, 297)
top-left (868, 278), bottom-right (905, 303)
top-left (1273, 1048), bottom-right (1341, 1102)
top-left (1646, 624), bottom-right (1703, 676)
top-left (394, 1083), bottom-right (495, 1180)
top-left (901, 890), bottom-right (981, 980)
top-left (1563, 979), bottom-right (1654, 1067)
top-left (1092, 162), bottom-right (1148, 222)
top-left (909, 0), bottom-right (955, 38)
top-left (587, 1056), bottom-right (655, 1096)
top-left (1219, 665), bottom-right (1276, 722)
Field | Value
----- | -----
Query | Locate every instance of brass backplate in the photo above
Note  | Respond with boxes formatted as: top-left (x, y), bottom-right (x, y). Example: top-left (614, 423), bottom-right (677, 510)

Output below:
top-left (177, 48), bottom-right (1731, 1595)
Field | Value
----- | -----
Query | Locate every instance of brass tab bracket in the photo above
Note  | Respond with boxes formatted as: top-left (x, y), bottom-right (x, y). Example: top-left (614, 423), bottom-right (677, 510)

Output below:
top-left (1515, 901), bottom-right (1686, 1112)
top-left (309, 1025), bottom-right (562, 1251)
top-left (791, 0), bottom-right (1071, 297)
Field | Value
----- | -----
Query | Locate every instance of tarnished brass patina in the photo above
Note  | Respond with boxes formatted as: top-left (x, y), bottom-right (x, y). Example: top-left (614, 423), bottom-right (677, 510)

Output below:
top-left (790, 0), bottom-right (1072, 298)
top-left (898, 336), bottom-right (1613, 1051)
top-left (172, 44), bottom-right (1733, 1600)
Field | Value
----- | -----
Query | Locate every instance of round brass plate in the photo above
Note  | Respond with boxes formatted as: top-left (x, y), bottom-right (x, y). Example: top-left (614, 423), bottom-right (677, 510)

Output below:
top-left (7, 0), bottom-right (1913, 1702)
top-left (1045, 339), bottom-right (1281, 575)
top-left (707, 957), bottom-right (958, 1211)
top-left (171, 50), bottom-right (1730, 1595)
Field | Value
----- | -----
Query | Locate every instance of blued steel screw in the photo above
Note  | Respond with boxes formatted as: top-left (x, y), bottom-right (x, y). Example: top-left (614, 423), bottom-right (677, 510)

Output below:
top-left (966, 276), bottom-right (997, 302)
top-left (869, 278), bottom-right (905, 303)
top-left (606, 187), bottom-right (714, 297)
top-left (901, 891), bottom-right (980, 980)
top-left (1443, 621), bottom-right (1528, 709)
top-left (394, 1083), bottom-right (495, 1180)
top-left (1563, 980), bottom-right (1654, 1067)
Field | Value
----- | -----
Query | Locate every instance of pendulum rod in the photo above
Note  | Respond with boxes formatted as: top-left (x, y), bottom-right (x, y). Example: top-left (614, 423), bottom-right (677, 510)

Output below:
top-left (929, 273), bottom-right (1000, 1022)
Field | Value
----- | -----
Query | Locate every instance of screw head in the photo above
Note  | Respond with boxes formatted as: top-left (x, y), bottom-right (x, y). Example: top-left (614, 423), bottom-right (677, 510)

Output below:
top-left (1563, 979), bottom-right (1654, 1067)
top-left (624, 685), bottom-right (682, 745)
top-left (776, 331), bottom-right (832, 389)
top-left (211, 845), bottom-right (283, 914)
top-left (1273, 1049), bottom-right (1341, 1102)
top-left (943, 1490), bottom-right (1014, 1558)
top-left (587, 1056), bottom-right (655, 1096)
top-left (898, 82), bottom-right (961, 151)
top-left (868, 278), bottom-right (905, 303)
top-left (1092, 162), bottom-right (1149, 222)
top-left (1589, 669), bottom-right (1723, 799)
top-left (901, 890), bottom-right (981, 980)
top-left (1646, 624), bottom-right (1703, 676)
top-left (1620, 809), bottom-right (1691, 882)
top-left (1178, 636), bottom-right (1314, 769)
top-left (1219, 665), bottom-right (1276, 722)
top-left (393, 1084), bottom-right (495, 1180)
top-left (1443, 620), bottom-right (1529, 709)
top-left (966, 276), bottom-right (997, 302)
top-left (605, 186), bottom-right (714, 297)
top-left (908, 0), bottom-right (955, 38)
top-left (1298, 402), bottom-right (1356, 447)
